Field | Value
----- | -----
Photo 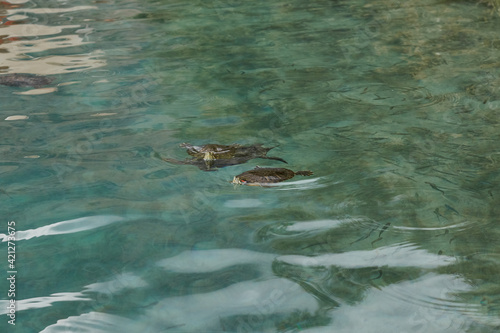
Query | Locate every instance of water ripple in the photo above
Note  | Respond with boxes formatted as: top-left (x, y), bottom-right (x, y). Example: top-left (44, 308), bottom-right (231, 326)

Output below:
top-left (393, 221), bottom-right (470, 232)
top-left (257, 217), bottom-right (373, 240)
top-left (286, 217), bottom-right (369, 233)
top-left (382, 274), bottom-right (478, 313)
top-left (40, 312), bottom-right (137, 333)
top-left (299, 273), bottom-right (476, 333)
top-left (7, 6), bottom-right (98, 15)
top-left (0, 292), bottom-right (90, 315)
top-left (327, 83), bottom-right (459, 109)
top-left (83, 272), bottom-right (148, 295)
top-left (157, 248), bottom-right (274, 274)
top-left (277, 242), bottom-right (454, 269)
top-left (40, 279), bottom-right (318, 332)
top-left (0, 215), bottom-right (124, 242)
top-left (0, 4), bottom-right (105, 75)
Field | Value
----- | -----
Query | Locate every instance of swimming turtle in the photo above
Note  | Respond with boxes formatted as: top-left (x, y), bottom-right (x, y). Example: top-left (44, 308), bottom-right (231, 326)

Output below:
top-left (231, 166), bottom-right (313, 185)
top-left (0, 74), bottom-right (53, 88)
top-left (155, 143), bottom-right (287, 171)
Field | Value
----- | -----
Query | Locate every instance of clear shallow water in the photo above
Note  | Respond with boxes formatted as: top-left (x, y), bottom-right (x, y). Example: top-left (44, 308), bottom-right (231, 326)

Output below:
top-left (1, 0), bottom-right (500, 332)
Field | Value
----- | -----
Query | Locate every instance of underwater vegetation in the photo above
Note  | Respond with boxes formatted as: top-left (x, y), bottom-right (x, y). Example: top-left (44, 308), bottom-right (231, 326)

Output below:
top-left (458, 0), bottom-right (500, 13)
top-left (479, 0), bottom-right (500, 9)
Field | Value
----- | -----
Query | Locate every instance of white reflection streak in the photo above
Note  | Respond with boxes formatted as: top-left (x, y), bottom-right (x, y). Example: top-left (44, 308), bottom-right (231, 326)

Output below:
top-left (144, 278), bottom-right (318, 331)
top-left (14, 35), bottom-right (92, 54)
top-left (0, 44), bottom-right (106, 75)
top-left (40, 312), bottom-right (140, 333)
top-left (7, 6), bottom-right (98, 15)
top-left (285, 217), bottom-right (368, 232)
top-left (7, 0), bottom-right (30, 4)
top-left (83, 273), bottom-right (148, 295)
top-left (0, 6), bottom-right (106, 75)
top-left (0, 215), bottom-right (124, 242)
top-left (393, 222), bottom-right (469, 231)
top-left (278, 243), bottom-right (455, 269)
top-left (157, 248), bottom-right (275, 274)
top-left (0, 24), bottom-right (81, 37)
top-left (14, 87), bottom-right (58, 95)
top-left (0, 293), bottom-right (90, 315)
top-left (262, 177), bottom-right (326, 190)
top-left (37, 279), bottom-right (318, 332)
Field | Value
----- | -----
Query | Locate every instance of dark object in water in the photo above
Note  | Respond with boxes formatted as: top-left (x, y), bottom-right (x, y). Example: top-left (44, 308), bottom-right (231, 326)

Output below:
top-left (350, 225), bottom-right (378, 246)
top-left (378, 222), bottom-right (391, 237)
top-left (444, 204), bottom-right (459, 215)
top-left (156, 143), bottom-right (287, 171)
top-left (231, 166), bottom-right (313, 185)
top-left (0, 74), bottom-right (54, 87)
top-left (0, 188), bottom-right (11, 198)
top-left (425, 181), bottom-right (445, 195)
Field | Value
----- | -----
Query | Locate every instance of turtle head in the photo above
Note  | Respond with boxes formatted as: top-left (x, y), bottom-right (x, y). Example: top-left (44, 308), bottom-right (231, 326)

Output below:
top-left (203, 151), bottom-right (216, 161)
top-left (230, 176), bottom-right (246, 185)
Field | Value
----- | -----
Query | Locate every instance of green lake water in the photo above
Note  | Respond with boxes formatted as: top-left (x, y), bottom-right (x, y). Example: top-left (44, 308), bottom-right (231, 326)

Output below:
top-left (1, 0), bottom-right (500, 332)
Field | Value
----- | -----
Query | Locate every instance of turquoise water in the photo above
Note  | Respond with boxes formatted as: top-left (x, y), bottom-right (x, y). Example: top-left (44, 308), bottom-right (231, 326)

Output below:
top-left (1, 0), bottom-right (500, 331)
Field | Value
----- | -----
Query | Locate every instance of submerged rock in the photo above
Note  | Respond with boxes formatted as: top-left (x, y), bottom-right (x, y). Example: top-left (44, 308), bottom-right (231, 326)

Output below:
top-left (0, 74), bottom-right (54, 88)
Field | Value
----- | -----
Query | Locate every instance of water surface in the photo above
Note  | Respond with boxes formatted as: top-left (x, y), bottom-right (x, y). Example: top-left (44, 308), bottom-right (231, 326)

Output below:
top-left (1, 0), bottom-right (500, 332)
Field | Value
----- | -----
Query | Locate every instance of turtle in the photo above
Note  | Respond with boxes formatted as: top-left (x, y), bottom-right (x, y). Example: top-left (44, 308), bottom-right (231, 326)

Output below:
top-left (0, 74), bottom-right (54, 88)
top-left (155, 143), bottom-right (287, 171)
top-left (231, 166), bottom-right (313, 185)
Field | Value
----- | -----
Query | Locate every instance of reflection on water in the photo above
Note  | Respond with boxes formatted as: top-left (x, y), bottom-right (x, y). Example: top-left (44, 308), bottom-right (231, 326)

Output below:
top-left (1, 0), bottom-right (500, 332)
top-left (300, 273), bottom-right (477, 333)
top-left (0, 2), bottom-right (105, 76)
top-left (0, 215), bottom-right (124, 242)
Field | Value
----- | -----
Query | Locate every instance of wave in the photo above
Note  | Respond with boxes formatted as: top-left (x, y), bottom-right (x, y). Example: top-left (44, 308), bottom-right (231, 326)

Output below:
top-left (277, 242), bottom-right (455, 269)
top-left (0, 215), bottom-right (124, 242)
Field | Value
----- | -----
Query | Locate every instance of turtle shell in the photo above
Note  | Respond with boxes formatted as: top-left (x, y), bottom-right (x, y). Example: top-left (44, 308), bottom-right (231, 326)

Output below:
top-left (164, 143), bottom-right (287, 170)
top-left (232, 167), bottom-right (313, 185)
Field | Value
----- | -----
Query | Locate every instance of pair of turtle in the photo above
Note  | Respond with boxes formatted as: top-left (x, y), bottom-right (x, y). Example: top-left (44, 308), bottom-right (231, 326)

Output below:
top-left (155, 143), bottom-right (313, 186)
